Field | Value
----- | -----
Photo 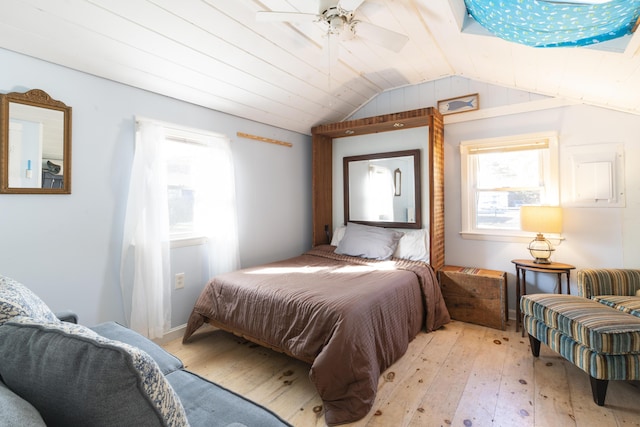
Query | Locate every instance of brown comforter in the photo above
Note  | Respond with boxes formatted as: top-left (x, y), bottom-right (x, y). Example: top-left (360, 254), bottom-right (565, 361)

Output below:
top-left (183, 245), bottom-right (450, 425)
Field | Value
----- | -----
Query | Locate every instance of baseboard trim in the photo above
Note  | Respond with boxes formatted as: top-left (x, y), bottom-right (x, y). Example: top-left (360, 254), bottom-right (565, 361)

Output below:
top-left (153, 323), bottom-right (187, 345)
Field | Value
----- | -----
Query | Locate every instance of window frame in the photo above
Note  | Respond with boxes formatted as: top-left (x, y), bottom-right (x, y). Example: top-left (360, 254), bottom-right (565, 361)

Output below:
top-left (460, 131), bottom-right (559, 242)
top-left (159, 123), bottom-right (226, 247)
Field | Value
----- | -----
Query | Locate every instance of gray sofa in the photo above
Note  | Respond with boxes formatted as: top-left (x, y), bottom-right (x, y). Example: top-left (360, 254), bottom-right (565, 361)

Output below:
top-left (0, 275), bottom-right (292, 427)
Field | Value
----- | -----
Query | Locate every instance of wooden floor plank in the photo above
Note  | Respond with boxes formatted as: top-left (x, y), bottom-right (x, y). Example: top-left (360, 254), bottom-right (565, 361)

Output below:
top-left (247, 365), bottom-right (318, 420)
top-left (606, 381), bottom-right (640, 427)
top-left (408, 322), bottom-right (487, 426)
top-left (363, 322), bottom-right (461, 426)
top-left (163, 320), bottom-right (640, 427)
top-left (286, 394), bottom-right (327, 427)
top-left (491, 328), bottom-right (536, 427)
top-left (449, 325), bottom-right (509, 426)
top-left (533, 347), bottom-right (577, 427)
top-left (565, 361), bottom-right (640, 427)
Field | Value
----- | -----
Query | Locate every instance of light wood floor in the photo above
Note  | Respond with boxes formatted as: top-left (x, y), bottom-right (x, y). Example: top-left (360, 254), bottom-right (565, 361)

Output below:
top-left (163, 319), bottom-right (640, 427)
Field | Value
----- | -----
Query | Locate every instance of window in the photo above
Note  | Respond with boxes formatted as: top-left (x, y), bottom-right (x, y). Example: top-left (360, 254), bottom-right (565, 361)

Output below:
top-left (161, 125), bottom-right (235, 246)
top-left (460, 132), bottom-right (559, 240)
top-left (122, 119), bottom-right (239, 336)
top-left (165, 137), bottom-right (204, 239)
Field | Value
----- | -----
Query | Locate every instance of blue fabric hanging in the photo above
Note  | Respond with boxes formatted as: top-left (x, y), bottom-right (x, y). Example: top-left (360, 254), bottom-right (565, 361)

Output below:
top-left (465, 0), bottom-right (640, 48)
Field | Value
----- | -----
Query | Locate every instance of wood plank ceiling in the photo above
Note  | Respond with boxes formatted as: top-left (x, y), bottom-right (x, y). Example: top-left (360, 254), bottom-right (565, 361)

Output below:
top-left (1, 0), bottom-right (640, 135)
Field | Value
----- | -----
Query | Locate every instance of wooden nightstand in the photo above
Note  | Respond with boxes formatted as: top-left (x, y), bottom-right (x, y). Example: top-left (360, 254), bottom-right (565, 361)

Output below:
top-left (512, 259), bottom-right (576, 335)
top-left (438, 265), bottom-right (508, 330)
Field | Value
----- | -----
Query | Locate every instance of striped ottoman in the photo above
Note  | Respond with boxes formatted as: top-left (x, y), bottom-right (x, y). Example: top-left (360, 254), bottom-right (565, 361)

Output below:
top-left (521, 293), bottom-right (640, 405)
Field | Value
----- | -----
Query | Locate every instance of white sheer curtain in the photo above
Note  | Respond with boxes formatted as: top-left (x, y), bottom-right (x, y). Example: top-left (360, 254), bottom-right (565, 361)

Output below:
top-left (120, 120), bottom-right (171, 339)
top-left (192, 135), bottom-right (241, 277)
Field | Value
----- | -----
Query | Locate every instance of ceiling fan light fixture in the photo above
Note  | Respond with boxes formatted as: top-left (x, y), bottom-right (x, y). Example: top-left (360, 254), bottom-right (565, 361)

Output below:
top-left (328, 15), bottom-right (346, 35)
top-left (257, 1), bottom-right (408, 53)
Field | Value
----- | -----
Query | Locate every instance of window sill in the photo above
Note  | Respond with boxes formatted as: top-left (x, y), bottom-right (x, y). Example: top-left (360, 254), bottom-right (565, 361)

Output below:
top-left (460, 231), bottom-right (565, 244)
top-left (170, 236), bottom-right (207, 248)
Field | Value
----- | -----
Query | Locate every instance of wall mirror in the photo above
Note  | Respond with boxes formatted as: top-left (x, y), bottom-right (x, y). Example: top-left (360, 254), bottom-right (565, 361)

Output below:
top-left (0, 89), bottom-right (72, 194)
top-left (344, 149), bottom-right (421, 229)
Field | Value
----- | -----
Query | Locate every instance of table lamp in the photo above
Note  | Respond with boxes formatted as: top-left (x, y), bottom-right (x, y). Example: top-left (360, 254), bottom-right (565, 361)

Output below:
top-left (520, 205), bottom-right (562, 264)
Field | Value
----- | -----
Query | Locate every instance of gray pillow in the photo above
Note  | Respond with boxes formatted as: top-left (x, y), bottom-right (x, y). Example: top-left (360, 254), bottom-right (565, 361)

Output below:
top-left (0, 275), bottom-right (59, 326)
top-left (335, 222), bottom-right (403, 260)
top-left (91, 321), bottom-right (183, 376)
top-left (0, 380), bottom-right (46, 427)
top-left (0, 317), bottom-right (188, 427)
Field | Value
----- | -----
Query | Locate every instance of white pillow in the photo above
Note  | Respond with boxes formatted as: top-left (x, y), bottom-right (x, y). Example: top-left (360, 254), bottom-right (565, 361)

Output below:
top-left (394, 229), bottom-right (430, 263)
top-left (330, 225), bottom-right (346, 246)
top-left (335, 223), bottom-right (403, 260)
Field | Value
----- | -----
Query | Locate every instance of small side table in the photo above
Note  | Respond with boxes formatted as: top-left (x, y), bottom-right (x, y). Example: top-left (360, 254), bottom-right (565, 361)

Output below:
top-left (512, 259), bottom-right (576, 335)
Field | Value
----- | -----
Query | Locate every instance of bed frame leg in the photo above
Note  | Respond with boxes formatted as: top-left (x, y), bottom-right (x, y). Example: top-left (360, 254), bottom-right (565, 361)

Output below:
top-left (590, 377), bottom-right (608, 406)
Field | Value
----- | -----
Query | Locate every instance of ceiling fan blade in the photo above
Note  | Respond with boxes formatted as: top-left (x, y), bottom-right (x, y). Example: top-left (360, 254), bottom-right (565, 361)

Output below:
top-left (256, 11), bottom-right (319, 22)
top-left (338, 0), bottom-right (366, 11)
top-left (353, 21), bottom-right (409, 52)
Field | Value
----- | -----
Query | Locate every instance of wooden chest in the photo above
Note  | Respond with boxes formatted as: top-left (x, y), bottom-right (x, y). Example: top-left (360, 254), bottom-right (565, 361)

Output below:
top-left (438, 266), bottom-right (508, 330)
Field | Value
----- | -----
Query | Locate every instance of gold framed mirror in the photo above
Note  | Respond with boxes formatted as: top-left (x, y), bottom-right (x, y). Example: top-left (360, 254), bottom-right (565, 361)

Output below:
top-left (0, 89), bottom-right (72, 194)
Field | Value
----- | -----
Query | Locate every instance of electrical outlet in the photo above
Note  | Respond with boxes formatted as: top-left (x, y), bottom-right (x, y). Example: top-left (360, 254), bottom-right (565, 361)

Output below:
top-left (175, 272), bottom-right (185, 289)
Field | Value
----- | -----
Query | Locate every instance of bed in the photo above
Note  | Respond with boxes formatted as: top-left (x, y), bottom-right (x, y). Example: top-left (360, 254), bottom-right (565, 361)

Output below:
top-left (183, 225), bottom-right (450, 426)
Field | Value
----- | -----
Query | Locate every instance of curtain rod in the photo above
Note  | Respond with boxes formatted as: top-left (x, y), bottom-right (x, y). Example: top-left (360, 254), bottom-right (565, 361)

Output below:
top-left (236, 132), bottom-right (292, 148)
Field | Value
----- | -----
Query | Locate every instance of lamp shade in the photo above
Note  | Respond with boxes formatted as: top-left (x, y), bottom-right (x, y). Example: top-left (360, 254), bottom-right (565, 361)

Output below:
top-left (520, 205), bottom-right (563, 234)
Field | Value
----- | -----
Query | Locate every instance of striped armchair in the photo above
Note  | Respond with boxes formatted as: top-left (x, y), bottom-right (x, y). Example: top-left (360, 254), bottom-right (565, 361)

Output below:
top-left (521, 268), bottom-right (640, 406)
top-left (578, 269), bottom-right (640, 299)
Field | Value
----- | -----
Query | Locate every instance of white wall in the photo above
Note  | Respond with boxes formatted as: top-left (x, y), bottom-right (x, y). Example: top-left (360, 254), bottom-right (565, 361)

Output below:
top-left (352, 76), bottom-right (640, 311)
top-left (0, 48), bottom-right (312, 328)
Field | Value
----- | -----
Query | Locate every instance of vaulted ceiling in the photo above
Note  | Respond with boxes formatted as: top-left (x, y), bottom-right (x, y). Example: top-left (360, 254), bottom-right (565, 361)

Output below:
top-left (2, 0), bottom-right (640, 135)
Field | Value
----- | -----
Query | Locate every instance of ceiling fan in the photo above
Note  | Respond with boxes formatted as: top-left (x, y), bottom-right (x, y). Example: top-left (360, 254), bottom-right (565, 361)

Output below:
top-left (256, 0), bottom-right (409, 53)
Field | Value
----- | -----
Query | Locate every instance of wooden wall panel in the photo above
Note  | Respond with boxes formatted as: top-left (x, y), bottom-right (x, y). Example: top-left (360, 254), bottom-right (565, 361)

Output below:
top-left (429, 112), bottom-right (445, 272)
top-left (312, 134), bottom-right (332, 245)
